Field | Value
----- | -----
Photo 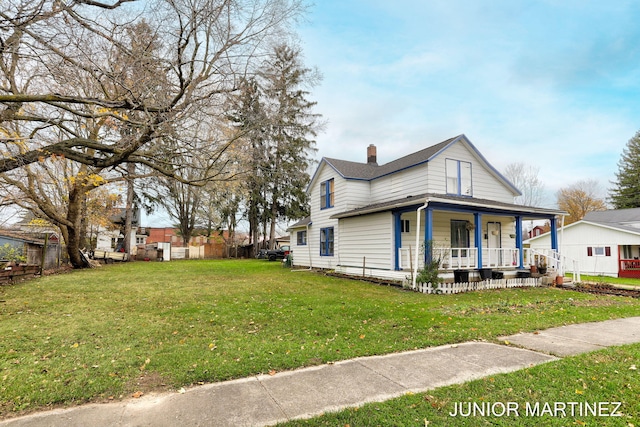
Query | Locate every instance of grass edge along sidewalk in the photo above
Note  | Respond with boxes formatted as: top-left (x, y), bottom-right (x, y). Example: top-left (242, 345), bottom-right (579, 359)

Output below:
top-left (275, 342), bottom-right (640, 427)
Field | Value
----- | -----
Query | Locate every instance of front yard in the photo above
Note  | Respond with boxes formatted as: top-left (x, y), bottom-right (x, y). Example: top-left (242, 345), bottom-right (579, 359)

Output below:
top-left (1, 259), bottom-right (640, 419)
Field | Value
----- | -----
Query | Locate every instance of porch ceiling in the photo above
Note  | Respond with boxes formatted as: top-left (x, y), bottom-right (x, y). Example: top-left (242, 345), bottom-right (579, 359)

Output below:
top-left (330, 193), bottom-right (567, 220)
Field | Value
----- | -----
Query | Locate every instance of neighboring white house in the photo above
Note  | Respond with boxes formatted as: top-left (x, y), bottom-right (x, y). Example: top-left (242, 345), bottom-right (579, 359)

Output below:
top-left (527, 208), bottom-right (640, 278)
top-left (288, 134), bottom-right (566, 282)
top-left (94, 207), bottom-right (146, 254)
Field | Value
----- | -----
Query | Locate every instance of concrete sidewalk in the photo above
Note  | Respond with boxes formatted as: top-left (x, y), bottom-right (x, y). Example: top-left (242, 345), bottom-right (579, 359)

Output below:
top-left (3, 317), bottom-right (640, 427)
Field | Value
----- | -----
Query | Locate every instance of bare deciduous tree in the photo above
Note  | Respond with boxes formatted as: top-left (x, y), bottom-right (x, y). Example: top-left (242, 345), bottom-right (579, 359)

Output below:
top-left (503, 162), bottom-right (545, 206)
top-left (1, 0), bottom-right (305, 267)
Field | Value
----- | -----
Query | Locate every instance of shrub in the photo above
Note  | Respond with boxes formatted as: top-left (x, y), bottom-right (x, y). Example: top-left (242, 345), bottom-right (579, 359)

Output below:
top-left (0, 243), bottom-right (26, 263)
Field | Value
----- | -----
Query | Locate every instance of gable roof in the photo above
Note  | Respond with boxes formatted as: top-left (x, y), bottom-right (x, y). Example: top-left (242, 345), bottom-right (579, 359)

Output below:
top-left (324, 136), bottom-right (456, 180)
top-left (583, 208), bottom-right (640, 224)
top-left (310, 134), bottom-right (521, 196)
top-left (287, 216), bottom-right (311, 230)
top-left (526, 217), bottom-right (640, 243)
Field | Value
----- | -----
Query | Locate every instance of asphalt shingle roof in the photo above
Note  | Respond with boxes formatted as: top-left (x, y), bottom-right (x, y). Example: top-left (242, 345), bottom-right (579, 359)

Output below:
top-left (323, 137), bottom-right (457, 180)
top-left (583, 208), bottom-right (640, 224)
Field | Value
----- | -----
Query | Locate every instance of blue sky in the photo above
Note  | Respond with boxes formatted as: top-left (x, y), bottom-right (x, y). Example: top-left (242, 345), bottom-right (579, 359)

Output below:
top-left (142, 0), bottom-right (640, 227)
top-left (295, 0), bottom-right (640, 207)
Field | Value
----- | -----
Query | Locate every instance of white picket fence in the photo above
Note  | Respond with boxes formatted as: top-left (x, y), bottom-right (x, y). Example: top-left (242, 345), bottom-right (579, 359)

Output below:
top-left (408, 277), bottom-right (540, 295)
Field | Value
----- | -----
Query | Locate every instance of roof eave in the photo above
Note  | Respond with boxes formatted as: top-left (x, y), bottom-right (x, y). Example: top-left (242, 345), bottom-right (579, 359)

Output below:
top-left (331, 195), bottom-right (566, 220)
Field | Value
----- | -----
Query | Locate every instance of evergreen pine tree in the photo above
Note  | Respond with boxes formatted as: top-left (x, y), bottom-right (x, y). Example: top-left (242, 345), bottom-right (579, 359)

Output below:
top-left (226, 77), bottom-right (269, 252)
top-left (260, 44), bottom-right (320, 248)
top-left (610, 130), bottom-right (640, 209)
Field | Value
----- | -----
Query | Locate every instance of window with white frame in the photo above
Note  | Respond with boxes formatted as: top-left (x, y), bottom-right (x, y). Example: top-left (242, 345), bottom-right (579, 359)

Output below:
top-left (446, 159), bottom-right (472, 196)
top-left (587, 246), bottom-right (611, 257)
top-left (401, 219), bottom-right (410, 233)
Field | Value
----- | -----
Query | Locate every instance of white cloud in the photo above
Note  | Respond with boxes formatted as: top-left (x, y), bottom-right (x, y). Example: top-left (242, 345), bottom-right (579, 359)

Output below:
top-left (298, 0), bottom-right (640, 209)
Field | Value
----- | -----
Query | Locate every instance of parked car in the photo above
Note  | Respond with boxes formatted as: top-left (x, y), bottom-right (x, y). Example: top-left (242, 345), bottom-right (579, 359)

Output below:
top-left (256, 249), bottom-right (268, 259)
top-left (266, 245), bottom-right (290, 261)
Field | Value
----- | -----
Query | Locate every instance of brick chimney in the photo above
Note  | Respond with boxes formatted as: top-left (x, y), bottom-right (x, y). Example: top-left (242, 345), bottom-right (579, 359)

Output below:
top-left (367, 144), bottom-right (377, 165)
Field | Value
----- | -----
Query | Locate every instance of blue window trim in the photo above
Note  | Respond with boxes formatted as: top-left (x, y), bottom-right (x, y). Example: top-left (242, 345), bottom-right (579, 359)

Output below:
top-left (297, 230), bottom-right (307, 246)
top-left (446, 158), bottom-right (473, 197)
top-left (320, 227), bottom-right (334, 256)
top-left (320, 179), bottom-right (334, 209)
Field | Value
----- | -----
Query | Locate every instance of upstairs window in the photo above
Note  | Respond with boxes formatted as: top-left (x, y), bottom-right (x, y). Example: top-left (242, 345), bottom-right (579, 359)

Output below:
top-left (320, 178), bottom-right (334, 209)
top-left (446, 159), bottom-right (472, 196)
top-left (400, 219), bottom-right (410, 233)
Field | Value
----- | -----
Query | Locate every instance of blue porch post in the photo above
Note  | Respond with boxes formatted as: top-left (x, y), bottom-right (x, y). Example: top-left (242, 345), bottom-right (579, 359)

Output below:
top-left (515, 216), bottom-right (524, 268)
top-left (474, 213), bottom-right (482, 268)
top-left (424, 208), bottom-right (433, 263)
top-left (393, 211), bottom-right (402, 270)
top-left (550, 216), bottom-right (558, 251)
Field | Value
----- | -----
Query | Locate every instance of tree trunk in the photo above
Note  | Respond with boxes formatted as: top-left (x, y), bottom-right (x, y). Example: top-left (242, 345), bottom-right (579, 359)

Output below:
top-left (66, 187), bottom-right (86, 268)
top-left (123, 162), bottom-right (135, 257)
top-left (79, 196), bottom-right (88, 250)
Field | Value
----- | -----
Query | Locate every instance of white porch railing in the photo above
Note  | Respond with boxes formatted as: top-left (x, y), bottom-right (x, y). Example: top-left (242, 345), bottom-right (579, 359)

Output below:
top-left (443, 248), bottom-right (477, 269)
top-left (524, 248), bottom-right (581, 282)
top-left (398, 247), bottom-right (480, 270)
top-left (481, 248), bottom-right (519, 268)
top-left (399, 247), bottom-right (518, 270)
top-left (399, 246), bottom-right (580, 281)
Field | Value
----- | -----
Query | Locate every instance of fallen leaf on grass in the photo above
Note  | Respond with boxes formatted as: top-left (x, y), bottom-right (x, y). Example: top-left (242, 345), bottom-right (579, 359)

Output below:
top-left (268, 370), bottom-right (277, 376)
top-left (629, 365), bottom-right (637, 370)
top-left (132, 391), bottom-right (144, 398)
top-left (139, 358), bottom-right (151, 371)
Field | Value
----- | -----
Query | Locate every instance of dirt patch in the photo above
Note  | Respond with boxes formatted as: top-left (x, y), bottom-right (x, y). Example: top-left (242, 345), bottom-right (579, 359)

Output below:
top-left (125, 371), bottom-right (173, 397)
top-left (560, 283), bottom-right (640, 299)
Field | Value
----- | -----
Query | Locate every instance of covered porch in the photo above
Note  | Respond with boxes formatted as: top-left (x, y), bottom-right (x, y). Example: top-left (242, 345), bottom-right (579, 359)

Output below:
top-left (619, 244), bottom-right (640, 278)
top-left (391, 195), bottom-right (567, 281)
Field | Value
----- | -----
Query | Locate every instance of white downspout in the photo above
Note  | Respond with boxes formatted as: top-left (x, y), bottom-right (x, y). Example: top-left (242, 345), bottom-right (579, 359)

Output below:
top-left (412, 198), bottom-right (430, 289)
top-left (307, 222), bottom-right (312, 269)
top-left (560, 214), bottom-right (565, 275)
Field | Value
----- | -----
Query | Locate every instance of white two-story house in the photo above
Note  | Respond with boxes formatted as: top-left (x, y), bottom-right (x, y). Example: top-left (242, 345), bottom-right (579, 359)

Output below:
top-left (288, 135), bottom-right (566, 282)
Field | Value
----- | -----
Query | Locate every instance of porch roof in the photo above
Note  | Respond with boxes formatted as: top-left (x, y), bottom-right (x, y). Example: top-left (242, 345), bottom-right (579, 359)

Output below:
top-left (330, 193), bottom-right (567, 220)
top-left (287, 216), bottom-right (311, 230)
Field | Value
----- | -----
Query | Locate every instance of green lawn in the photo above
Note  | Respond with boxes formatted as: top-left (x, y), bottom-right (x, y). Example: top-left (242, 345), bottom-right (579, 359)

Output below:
top-left (573, 273), bottom-right (640, 287)
top-left (278, 343), bottom-right (640, 426)
top-left (1, 259), bottom-right (640, 420)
